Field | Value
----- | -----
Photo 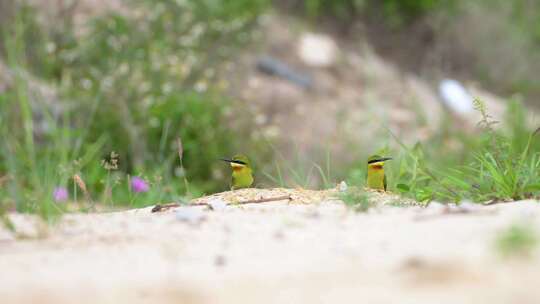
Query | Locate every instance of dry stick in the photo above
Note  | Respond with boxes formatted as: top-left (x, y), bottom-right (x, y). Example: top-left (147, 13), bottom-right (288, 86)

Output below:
top-left (151, 203), bottom-right (180, 212)
top-left (151, 195), bottom-right (292, 213)
top-left (229, 195), bottom-right (292, 206)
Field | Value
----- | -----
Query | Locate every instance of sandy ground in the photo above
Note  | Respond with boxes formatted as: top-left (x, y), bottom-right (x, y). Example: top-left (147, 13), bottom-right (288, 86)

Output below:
top-left (1, 191), bottom-right (540, 304)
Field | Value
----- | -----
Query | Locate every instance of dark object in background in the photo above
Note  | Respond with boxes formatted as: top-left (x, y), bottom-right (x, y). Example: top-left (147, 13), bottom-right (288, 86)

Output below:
top-left (256, 56), bottom-right (313, 89)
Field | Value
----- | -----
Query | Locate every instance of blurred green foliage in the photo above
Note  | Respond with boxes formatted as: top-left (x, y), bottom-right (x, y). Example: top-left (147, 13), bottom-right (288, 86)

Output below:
top-left (302, 0), bottom-right (366, 19)
top-left (298, 0), bottom-right (447, 24)
top-left (505, 0), bottom-right (540, 45)
top-left (378, 0), bottom-right (446, 24)
top-left (0, 0), bottom-right (270, 214)
top-left (473, 0), bottom-right (540, 100)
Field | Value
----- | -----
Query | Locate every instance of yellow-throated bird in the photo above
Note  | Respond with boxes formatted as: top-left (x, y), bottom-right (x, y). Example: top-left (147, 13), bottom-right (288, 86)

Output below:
top-left (221, 154), bottom-right (254, 190)
top-left (366, 155), bottom-right (392, 191)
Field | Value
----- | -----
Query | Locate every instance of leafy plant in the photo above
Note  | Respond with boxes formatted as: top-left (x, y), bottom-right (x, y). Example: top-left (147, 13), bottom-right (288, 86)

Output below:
top-left (390, 98), bottom-right (540, 203)
top-left (442, 99), bottom-right (540, 202)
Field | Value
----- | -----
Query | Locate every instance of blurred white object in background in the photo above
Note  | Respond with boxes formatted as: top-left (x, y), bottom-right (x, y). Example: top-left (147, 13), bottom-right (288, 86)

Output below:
top-left (297, 33), bottom-right (338, 67)
top-left (207, 198), bottom-right (227, 211)
top-left (176, 207), bottom-right (205, 224)
top-left (338, 181), bottom-right (348, 192)
top-left (438, 79), bottom-right (474, 115)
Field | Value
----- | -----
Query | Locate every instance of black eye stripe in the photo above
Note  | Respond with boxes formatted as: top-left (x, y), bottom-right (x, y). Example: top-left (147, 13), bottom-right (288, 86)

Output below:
top-left (221, 158), bottom-right (247, 165)
top-left (367, 158), bottom-right (392, 164)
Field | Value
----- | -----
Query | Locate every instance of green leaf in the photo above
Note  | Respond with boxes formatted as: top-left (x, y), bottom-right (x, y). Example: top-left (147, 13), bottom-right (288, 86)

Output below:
top-left (524, 183), bottom-right (540, 192)
top-left (415, 188), bottom-right (433, 202)
top-left (444, 174), bottom-right (470, 190)
top-left (396, 183), bottom-right (410, 192)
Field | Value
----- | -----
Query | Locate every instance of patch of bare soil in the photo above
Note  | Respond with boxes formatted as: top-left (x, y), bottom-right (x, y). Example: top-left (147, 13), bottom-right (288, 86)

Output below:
top-left (1, 194), bottom-right (540, 304)
top-left (191, 187), bottom-right (335, 205)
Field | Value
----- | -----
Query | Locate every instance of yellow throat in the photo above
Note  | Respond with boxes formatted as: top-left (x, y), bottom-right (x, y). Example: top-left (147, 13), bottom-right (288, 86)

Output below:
top-left (221, 154), bottom-right (254, 190)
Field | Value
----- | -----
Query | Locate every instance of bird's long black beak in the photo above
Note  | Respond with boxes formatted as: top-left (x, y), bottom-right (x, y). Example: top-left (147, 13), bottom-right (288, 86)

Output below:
top-left (368, 157), bottom-right (392, 164)
top-left (220, 158), bottom-right (247, 165)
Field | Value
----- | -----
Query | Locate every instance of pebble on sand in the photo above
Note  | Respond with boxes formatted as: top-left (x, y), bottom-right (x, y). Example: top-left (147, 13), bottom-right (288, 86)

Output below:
top-left (208, 198), bottom-right (228, 211)
top-left (176, 207), bottom-right (205, 224)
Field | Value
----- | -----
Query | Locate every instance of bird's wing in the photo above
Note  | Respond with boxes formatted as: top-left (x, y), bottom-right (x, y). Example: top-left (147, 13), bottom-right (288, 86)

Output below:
top-left (384, 174), bottom-right (387, 191)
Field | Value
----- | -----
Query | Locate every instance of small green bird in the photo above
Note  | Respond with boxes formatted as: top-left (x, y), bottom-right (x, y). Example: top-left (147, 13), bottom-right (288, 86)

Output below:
top-left (366, 155), bottom-right (392, 191)
top-left (221, 154), bottom-right (254, 190)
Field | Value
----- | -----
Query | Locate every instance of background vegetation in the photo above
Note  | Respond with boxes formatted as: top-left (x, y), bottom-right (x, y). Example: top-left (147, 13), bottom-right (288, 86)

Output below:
top-left (0, 0), bottom-right (539, 221)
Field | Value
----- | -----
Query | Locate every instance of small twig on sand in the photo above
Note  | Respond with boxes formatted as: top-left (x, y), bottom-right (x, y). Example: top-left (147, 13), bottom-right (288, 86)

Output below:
top-left (482, 199), bottom-right (512, 206)
top-left (229, 195), bottom-right (292, 206)
top-left (151, 195), bottom-right (293, 213)
top-left (151, 203), bottom-right (180, 213)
